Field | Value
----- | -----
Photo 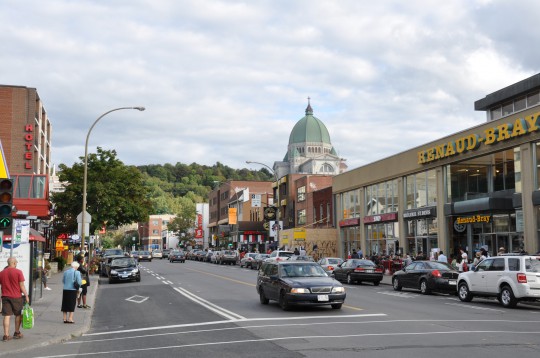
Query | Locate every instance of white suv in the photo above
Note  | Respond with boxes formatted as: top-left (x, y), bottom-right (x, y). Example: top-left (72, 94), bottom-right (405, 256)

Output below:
top-left (457, 254), bottom-right (540, 308)
top-left (266, 250), bottom-right (294, 262)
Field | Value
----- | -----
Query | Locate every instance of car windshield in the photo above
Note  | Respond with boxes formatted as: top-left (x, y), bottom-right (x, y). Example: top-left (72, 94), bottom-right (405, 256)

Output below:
top-left (426, 261), bottom-right (454, 270)
top-left (141, 251), bottom-right (150, 255)
top-left (327, 259), bottom-right (342, 265)
top-left (280, 252), bottom-right (294, 258)
top-left (111, 258), bottom-right (136, 267)
top-left (105, 249), bottom-right (123, 256)
top-left (280, 263), bottom-right (327, 277)
top-left (352, 260), bottom-right (376, 267)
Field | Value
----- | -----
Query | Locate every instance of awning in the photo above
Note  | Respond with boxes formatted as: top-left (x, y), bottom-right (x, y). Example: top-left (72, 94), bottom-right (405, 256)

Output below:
top-left (1, 228), bottom-right (46, 242)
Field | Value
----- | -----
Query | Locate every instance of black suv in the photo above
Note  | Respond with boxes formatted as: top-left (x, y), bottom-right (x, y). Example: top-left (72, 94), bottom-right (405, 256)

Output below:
top-left (257, 261), bottom-right (346, 310)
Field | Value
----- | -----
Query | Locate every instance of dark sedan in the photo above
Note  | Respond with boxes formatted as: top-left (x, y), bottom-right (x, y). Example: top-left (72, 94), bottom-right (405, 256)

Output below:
top-left (108, 257), bottom-right (141, 283)
top-left (257, 261), bottom-right (346, 310)
top-left (138, 251), bottom-right (152, 262)
top-left (251, 253), bottom-right (270, 270)
top-left (333, 259), bottom-right (384, 285)
top-left (169, 250), bottom-right (186, 263)
top-left (392, 260), bottom-right (459, 295)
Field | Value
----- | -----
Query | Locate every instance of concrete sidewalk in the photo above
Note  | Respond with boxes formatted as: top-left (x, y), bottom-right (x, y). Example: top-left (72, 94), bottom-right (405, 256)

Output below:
top-left (0, 270), bottom-right (98, 356)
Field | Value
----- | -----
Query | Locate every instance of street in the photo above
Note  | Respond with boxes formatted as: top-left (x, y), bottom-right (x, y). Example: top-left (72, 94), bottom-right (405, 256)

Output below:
top-left (19, 259), bottom-right (540, 358)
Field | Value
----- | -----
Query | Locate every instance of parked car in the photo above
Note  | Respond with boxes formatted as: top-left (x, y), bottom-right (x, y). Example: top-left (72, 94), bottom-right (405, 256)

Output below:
top-left (196, 250), bottom-right (207, 261)
top-left (333, 259), bottom-right (384, 285)
top-left (318, 257), bottom-right (344, 275)
top-left (162, 249), bottom-right (171, 258)
top-left (218, 250), bottom-right (238, 265)
top-left (240, 253), bottom-right (259, 268)
top-left (108, 257), bottom-right (141, 283)
top-left (257, 261), bottom-right (346, 310)
top-left (169, 250), bottom-right (186, 263)
top-left (204, 251), bottom-right (215, 262)
top-left (152, 250), bottom-right (163, 259)
top-left (131, 251), bottom-right (139, 260)
top-left (138, 251), bottom-right (153, 262)
top-left (211, 250), bottom-right (222, 264)
top-left (392, 261), bottom-right (459, 295)
top-left (457, 254), bottom-right (540, 308)
top-left (252, 253), bottom-right (270, 270)
top-left (267, 250), bottom-right (294, 262)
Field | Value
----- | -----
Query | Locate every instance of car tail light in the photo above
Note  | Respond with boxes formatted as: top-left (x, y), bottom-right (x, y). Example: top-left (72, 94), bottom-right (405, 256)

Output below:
top-left (431, 270), bottom-right (442, 278)
top-left (375, 268), bottom-right (383, 273)
top-left (517, 273), bottom-right (527, 283)
top-left (354, 267), bottom-right (365, 272)
top-left (327, 265), bottom-right (334, 271)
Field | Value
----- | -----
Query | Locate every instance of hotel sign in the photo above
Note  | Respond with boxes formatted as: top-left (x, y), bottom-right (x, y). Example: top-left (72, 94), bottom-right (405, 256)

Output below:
top-left (418, 111), bottom-right (540, 164)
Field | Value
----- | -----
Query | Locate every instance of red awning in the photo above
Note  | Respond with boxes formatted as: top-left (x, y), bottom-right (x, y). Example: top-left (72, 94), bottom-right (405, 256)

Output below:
top-left (1, 228), bottom-right (46, 243)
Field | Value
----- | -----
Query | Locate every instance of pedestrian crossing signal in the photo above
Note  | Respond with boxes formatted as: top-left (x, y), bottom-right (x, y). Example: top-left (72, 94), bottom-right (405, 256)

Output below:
top-left (0, 178), bottom-right (13, 232)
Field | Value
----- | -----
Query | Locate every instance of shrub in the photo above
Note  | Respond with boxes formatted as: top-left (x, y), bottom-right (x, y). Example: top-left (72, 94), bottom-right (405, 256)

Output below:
top-left (54, 256), bottom-right (67, 271)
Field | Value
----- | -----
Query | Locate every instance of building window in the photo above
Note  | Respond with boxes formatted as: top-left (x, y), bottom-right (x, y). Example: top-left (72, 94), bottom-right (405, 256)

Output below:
top-left (297, 186), bottom-right (306, 202)
top-left (297, 209), bottom-right (306, 225)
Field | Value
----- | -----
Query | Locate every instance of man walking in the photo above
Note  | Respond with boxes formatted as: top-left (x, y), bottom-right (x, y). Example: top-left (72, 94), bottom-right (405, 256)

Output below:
top-left (0, 257), bottom-right (30, 341)
top-left (437, 251), bottom-right (448, 263)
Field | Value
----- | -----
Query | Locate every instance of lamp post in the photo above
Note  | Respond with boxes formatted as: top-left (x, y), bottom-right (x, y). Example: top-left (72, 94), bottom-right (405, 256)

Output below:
top-left (245, 161), bottom-right (280, 249)
top-left (81, 106), bottom-right (145, 265)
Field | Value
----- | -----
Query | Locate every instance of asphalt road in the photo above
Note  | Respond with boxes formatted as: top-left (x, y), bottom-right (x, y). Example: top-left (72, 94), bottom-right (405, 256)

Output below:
top-left (19, 259), bottom-right (540, 358)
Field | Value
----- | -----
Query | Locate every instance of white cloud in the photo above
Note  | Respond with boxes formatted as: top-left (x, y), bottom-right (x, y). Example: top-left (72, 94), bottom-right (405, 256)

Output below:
top-left (1, 0), bottom-right (539, 173)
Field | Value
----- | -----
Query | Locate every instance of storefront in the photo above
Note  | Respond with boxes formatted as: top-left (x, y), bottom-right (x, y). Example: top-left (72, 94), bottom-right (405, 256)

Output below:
top-left (403, 206), bottom-right (438, 258)
top-left (363, 213), bottom-right (399, 256)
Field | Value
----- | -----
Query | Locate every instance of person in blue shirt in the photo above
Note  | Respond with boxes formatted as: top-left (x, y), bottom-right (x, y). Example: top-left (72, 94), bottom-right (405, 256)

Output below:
top-left (61, 261), bottom-right (82, 324)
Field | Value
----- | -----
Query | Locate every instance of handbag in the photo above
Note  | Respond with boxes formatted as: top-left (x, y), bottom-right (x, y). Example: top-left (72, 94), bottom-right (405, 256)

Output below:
top-left (22, 303), bottom-right (34, 330)
top-left (73, 271), bottom-right (80, 290)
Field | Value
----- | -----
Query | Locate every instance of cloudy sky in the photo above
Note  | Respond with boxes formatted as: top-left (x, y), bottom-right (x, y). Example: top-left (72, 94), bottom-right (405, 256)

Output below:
top-left (2, 0), bottom-right (539, 173)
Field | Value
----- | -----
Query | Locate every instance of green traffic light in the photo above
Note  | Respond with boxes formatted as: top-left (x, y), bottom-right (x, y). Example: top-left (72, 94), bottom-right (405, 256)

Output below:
top-left (0, 217), bottom-right (11, 228)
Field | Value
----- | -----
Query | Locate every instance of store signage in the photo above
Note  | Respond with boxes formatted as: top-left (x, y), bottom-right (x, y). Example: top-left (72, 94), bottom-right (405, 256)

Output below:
top-left (403, 207), bottom-right (436, 219)
top-left (23, 124), bottom-right (34, 170)
top-left (418, 111), bottom-right (540, 165)
top-left (363, 212), bottom-right (398, 224)
top-left (456, 214), bottom-right (491, 224)
top-left (339, 218), bottom-right (360, 227)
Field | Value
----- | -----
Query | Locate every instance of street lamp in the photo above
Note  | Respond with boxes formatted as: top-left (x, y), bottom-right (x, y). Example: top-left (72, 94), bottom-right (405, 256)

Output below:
top-left (245, 161), bottom-right (281, 249)
top-left (81, 106), bottom-right (145, 265)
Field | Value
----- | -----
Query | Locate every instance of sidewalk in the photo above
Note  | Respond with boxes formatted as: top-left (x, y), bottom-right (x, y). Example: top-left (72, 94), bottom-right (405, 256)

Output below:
top-left (0, 270), bottom-right (98, 356)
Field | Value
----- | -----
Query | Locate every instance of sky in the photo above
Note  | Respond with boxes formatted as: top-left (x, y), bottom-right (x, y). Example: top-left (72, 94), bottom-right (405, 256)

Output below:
top-left (2, 0), bottom-right (540, 173)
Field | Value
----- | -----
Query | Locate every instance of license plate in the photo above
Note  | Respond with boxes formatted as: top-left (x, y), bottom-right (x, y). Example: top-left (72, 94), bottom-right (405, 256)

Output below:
top-left (448, 280), bottom-right (456, 285)
top-left (366, 269), bottom-right (373, 273)
top-left (317, 295), bottom-right (329, 302)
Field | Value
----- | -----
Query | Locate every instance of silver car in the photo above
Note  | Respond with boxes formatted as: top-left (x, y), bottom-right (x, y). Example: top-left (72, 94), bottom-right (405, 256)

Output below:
top-left (318, 257), bottom-right (344, 275)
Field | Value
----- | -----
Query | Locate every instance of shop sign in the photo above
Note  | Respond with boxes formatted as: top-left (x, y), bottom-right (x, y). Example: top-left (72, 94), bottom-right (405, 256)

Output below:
top-left (418, 111), bottom-right (540, 165)
top-left (339, 217), bottom-right (360, 227)
top-left (403, 207), bottom-right (436, 219)
top-left (456, 214), bottom-right (491, 225)
top-left (363, 212), bottom-right (398, 224)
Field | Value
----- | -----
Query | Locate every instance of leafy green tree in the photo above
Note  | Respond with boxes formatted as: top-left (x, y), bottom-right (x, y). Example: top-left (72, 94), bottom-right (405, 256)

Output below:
top-left (167, 201), bottom-right (197, 237)
top-left (51, 148), bottom-right (152, 237)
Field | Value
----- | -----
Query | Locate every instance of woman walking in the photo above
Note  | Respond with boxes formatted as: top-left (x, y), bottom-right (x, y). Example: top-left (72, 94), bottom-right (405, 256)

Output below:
top-left (61, 261), bottom-right (82, 324)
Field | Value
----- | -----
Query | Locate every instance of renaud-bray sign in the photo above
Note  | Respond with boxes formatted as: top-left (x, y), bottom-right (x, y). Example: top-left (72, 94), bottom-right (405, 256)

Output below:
top-left (455, 214), bottom-right (491, 225)
top-left (418, 111), bottom-right (540, 165)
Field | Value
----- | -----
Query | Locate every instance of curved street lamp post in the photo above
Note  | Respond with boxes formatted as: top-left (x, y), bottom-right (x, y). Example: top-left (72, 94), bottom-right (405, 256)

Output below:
top-left (245, 161), bottom-right (280, 249)
top-left (81, 107), bottom-right (145, 265)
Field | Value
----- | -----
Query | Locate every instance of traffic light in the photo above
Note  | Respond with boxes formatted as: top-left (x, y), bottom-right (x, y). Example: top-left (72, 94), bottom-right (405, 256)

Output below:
top-left (0, 178), bottom-right (14, 232)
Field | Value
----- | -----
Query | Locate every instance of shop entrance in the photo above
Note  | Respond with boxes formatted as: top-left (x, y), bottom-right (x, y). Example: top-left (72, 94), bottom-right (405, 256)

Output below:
top-left (408, 235), bottom-right (438, 259)
top-left (473, 233), bottom-right (519, 256)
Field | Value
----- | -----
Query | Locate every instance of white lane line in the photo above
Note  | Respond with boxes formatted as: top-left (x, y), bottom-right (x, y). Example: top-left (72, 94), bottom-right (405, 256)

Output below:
top-left (83, 313), bottom-right (386, 337)
top-left (40, 330), bottom-right (540, 357)
top-left (174, 287), bottom-right (245, 320)
top-left (444, 302), bottom-right (506, 312)
top-left (163, 280), bottom-right (173, 285)
top-left (377, 291), bottom-right (416, 298)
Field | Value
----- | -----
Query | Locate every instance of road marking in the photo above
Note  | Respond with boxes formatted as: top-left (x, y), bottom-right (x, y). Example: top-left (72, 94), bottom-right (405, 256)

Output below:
top-left (46, 328), bottom-right (540, 357)
top-left (181, 266), bottom-right (256, 287)
top-left (125, 295), bottom-right (149, 303)
top-left (445, 302), bottom-right (506, 312)
top-left (377, 291), bottom-right (416, 298)
top-left (174, 286), bottom-right (246, 320)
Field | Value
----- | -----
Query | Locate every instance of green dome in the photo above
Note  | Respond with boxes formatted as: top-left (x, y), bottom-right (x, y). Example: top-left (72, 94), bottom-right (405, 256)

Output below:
top-left (288, 102), bottom-right (332, 145)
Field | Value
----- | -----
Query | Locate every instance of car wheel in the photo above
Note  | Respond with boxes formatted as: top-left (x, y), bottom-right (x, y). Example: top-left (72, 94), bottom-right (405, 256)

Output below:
top-left (136, 276), bottom-right (141, 282)
top-left (259, 288), bottom-right (269, 305)
top-left (357, 281), bottom-right (363, 285)
top-left (347, 274), bottom-right (354, 285)
top-left (279, 291), bottom-right (290, 311)
top-left (392, 277), bottom-right (402, 291)
top-left (331, 303), bottom-right (342, 309)
top-left (458, 282), bottom-right (473, 302)
top-left (499, 285), bottom-right (518, 308)
top-left (420, 279), bottom-right (431, 295)
top-left (373, 281), bottom-right (380, 286)
top-left (240, 263), bottom-right (244, 268)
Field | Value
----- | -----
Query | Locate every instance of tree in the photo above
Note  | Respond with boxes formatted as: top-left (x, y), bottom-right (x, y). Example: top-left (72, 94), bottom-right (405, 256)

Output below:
top-left (51, 147), bottom-right (152, 237)
top-left (167, 201), bottom-right (197, 238)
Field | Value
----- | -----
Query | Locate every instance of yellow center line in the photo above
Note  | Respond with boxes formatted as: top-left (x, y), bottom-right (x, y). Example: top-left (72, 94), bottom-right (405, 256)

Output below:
top-left (182, 266), bottom-right (256, 287)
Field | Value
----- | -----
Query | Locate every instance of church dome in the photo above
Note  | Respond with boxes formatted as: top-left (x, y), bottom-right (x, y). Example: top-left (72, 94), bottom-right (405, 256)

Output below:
top-left (288, 100), bottom-right (332, 145)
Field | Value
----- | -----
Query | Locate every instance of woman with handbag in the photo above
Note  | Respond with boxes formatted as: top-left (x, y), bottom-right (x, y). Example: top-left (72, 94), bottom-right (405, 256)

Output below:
top-left (61, 261), bottom-right (82, 324)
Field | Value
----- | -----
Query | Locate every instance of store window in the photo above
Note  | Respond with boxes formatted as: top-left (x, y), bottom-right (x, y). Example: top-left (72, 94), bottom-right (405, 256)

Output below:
top-left (297, 186), bottom-right (306, 202)
top-left (366, 179), bottom-right (398, 215)
top-left (405, 169), bottom-right (436, 209)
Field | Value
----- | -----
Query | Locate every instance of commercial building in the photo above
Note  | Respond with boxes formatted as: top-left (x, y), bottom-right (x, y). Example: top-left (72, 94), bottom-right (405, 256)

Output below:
top-left (333, 74), bottom-right (540, 260)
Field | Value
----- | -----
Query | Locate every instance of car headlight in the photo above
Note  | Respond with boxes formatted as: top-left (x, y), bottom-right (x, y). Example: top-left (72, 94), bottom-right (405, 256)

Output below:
top-left (132, 268), bottom-right (139, 273)
top-left (332, 286), bottom-right (345, 293)
top-left (290, 288), bottom-right (310, 294)
top-left (110, 270), bottom-right (118, 275)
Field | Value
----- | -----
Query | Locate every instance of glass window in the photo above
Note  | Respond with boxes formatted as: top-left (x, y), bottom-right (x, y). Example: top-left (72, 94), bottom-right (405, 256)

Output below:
top-left (508, 258), bottom-right (520, 271)
top-left (502, 101), bottom-right (513, 117)
top-left (14, 175), bottom-right (31, 198)
top-left (31, 175), bottom-right (46, 199)
top-left (406, 175), bottom-right (415, 209)
top-left (490, 258), bottom-right (505, 271)
top-left (527, 91), bottom-right (540, 107)
top-left (490, 107), bottom-right (502, 121)
top-left (297, 209), bottom-right (306, 225)
top-left (514, 96), bottom-right (526, 112)
top-left (297, 186), bottom-right (306, 202)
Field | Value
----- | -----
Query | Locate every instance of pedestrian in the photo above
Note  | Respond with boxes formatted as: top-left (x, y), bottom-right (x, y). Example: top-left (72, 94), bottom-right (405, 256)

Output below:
top-left (460, 248), bottom-right (468, 263)
top-left (351, 249), bottom-right (360, 259)
top-left (77, 257), bottom-right (91, 309)
top-left (0, 257), bottom-right (30, 341)
top-left (299, 247), bottom-right (306, 256)
top-left (61, 261), bottom-right (82, 324)
top-left (293, 247), bottom-right (300, 255)
top-left (450, 254), bottom-right (457, 269)
top-left (42, 264), bottom-right (51, 291)
top-left (437, 251), bottom-right (447, 263)
top-left (358, 248), bottom-right (363, 259)
top-left (498, 247), bottom-right (506, 256)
